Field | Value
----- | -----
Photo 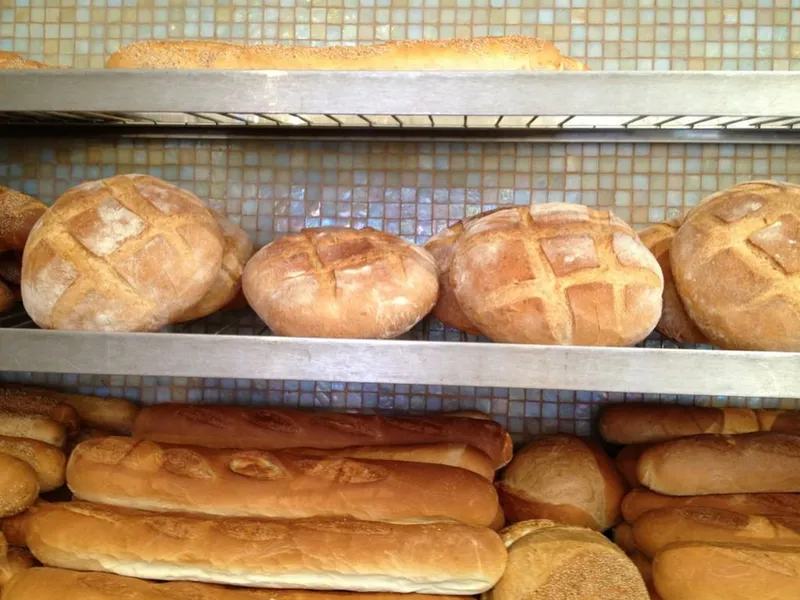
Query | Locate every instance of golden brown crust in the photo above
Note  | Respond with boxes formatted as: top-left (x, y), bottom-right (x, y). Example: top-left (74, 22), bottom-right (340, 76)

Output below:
top-left (616, 444), bottom-right (651, 487)
top-left (0, 436), bottom-right (65, 492)
top-left (0, 51), bottom-right (52, 69)
top-left (614, 522), bottom-right (637, 554)
top-left (672, 180), bottom-right (800, 350)
top-left (0, 454), bottom-right (39, 517)
top-left (0, 252), bottom-right (22, 284)
top-left (638, 432), bottom-right (800, 495)
top-left (133, 403), bottom-right (513, 468)
top-left (0, 547), bottom-right (36, 587)
top-left (0, 186), bottom-right (47, 253)
top-left (450, 204), bottom-right (663, 345)
top-left (1, 499), bottom-right (49, 548)
top-left (67, 437), bottom-right (500, 527)
top-left (0, 410), bottom-right (66, 447)
top-left (0, 384), bottom-right (85, 436)
top-left (242, 227), bottom-right (438, 339)
top-left (637, 221), bottom-right (709, 344)
top-left (21, 175), bottom-right (224, 332)
top-left (27, 502), bottom-right (507, 594)
top-left (496, 434), bottom-right (625, 531)
top-left (3, 568), bottom-right (470, 600)
top-left (107, 37), bottom-right (588, 71)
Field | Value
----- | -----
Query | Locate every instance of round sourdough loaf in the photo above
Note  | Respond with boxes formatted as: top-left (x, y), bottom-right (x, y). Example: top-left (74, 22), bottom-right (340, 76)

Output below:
top-left (21, 175), bottom-right (224, 332)
top-left (672, 180), bottom-right (800, 351)
top-left (242, 226), bottom-right (438, 338)
top-left (175, 211), bottom-right (253, 323)
top-left (0, 186), bottom-right (47, 253)
top-left (450, 204), bottom-right (663, 346)
top-left (496, 434), bottom-right (626, 531)
top-left (638, 220), bottom-right (708, 344)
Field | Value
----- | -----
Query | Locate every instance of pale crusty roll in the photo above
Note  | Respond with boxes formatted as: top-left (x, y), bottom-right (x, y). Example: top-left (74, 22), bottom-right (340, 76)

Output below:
top-left (653, 542), bottom-right (800, 600)
top-left (1, 500), bottom-right (48, 548)
top-left (616, 444), bottom-right (651, 488)
top-left (0, 51), bottom-right (52, 69)
top-left (27, 502), bottom-right (507, 594)
top-left (0, 281), bottom-right (13, 313)
top-left (0, 186), bottom-right (47, 254)
top-left (107, 36), bottom-right (588, 71)
top-left (633, 507), bottom-right (800, 559)
top-left (638, 433), bottom-right (800, 495)
top-left (0, 436), bottom-right (65, 492)
top-left (0, 410), bottom-right (66, 447)
top-left (614, 522), bottom-right (637, 554)
top-left (485, 520), bottom-right (648, 600)
top-left (133, 404), bottom-right (513, 469)
top-left (0, 384), bottom-right (81, 435)
top-left (0, 547), bottom-right (35, 588)
top-left (0, 454), bottom-right (38, 518)
top-left (424, 221), bottom-right (481, 334)
top-left (67, 436), bottom-right (500, 527)
top-left (637, 220), bottom-right (708, 344)
top-left (21, 174), bottom-right (224, 332)
top-left (672, 180), bottom-right (800, 351)
top-left (285, 442), bottom-right (495, 481)
top-left (176, 211), bottom-right (254, 323)
top-left (242, 227), bottom-right (438, 339)
top-left (3, 568), bottom-right (469, 600)
top-left (450, 204), bottom-right (663, 346)
top-left (621, 488), bottom-right (800, 523)
top-left (496, 434), bottom-right (625, 530)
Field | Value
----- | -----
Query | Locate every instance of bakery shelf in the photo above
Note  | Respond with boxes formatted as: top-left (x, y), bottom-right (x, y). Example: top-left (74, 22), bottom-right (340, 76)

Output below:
top-left (1, 309), bottom-right (798, 398)
top-left (1, 70), bottom-right (799, 143)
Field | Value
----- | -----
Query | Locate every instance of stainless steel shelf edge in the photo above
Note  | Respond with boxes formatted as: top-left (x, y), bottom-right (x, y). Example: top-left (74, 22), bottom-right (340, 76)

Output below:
top-left (2, 329), bottom-right (798, 397)
top-left (1, 70), bottom-right (799, 116)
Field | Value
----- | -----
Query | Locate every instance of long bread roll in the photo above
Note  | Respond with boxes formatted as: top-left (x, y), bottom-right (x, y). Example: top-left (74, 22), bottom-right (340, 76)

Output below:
top-left (0, 454), bottom-right (38, 518)
top-left (0, 385), bottom-right (80, 435)
top-left (0, 547), bottom-right (35, 588)
top-left (616, 444), bottom-right (650, 488)
top-left (0, 436), bottom-right (65, 492)
top-left (614, 522), bottom-right (637, 554)
top-left (621, 488), bottom-right (800, 522)
top-left (107, 37), bottom-right (588, 71)
top-left (0, 410), bottom-right (66, 447)
top-left (600, 404), bottom-right (800, 444)
top-left (133, 404), bottom-right (513, 468)
top-left (26, 502), bottom-right (507, 594)
top-left (638, 433), bottom-right (800, 495)
top-left (1, 500), bottom-right (48, 547)
top-left (633, 507), bottom-right (800, 558)
top-left (653, 542), bottom-right (800, 600)
top-left (3, 568), bottom-right (468, 600)
top-left (67, 437), bottom-right (500, 527)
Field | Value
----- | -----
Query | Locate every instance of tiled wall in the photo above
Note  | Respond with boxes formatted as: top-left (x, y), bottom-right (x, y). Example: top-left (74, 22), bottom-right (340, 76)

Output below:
top-left (2, 1), bottom-right (799, 439)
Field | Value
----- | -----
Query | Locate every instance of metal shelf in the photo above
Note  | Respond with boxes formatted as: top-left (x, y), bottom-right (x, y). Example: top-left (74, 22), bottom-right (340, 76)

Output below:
top-left (1, 309), bottom-right (798, 397)
top-left (1, 70), bottom-right (799, 143)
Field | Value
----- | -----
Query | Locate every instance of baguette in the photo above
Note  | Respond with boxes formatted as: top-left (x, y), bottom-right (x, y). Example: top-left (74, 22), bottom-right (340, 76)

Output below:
top-left (0, 547), bottom-right (35, 588)
top-left (0, 410), bottom-right (66, 447)
top-left (133, 404), bottom-right (513, 468)
top-left (2, 568), bottom-right (468, 600)
top-left (26, 502), bottom-right (507, 594)
top-left (616, 444), bottom-right (650, 487)
top-left (638, 433), bottom-right (800, 495)
top-left (0, 385), bottom-right (80, 435)
top-left (107, 37), bottom-right (588, 71)
top-left (621, 488), bottom-right (800, 522)
top-left (634, 507), bottom-right (800, 558)
top-left (0, 436), bottom-right (66, 492)
top-left (1, 500), bottom-right (48, 547)
top-left (67, 437), bottom-right (500, 527)
top-left (0, 454), bottom-right (38, 518)
top-left (653, 542), bottom-right (800, 600)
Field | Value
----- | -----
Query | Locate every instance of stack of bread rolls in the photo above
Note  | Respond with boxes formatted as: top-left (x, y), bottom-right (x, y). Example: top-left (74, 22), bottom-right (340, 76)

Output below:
top-left (601, 403), bottom-right (800, 600)
top-left (0, 186), bottom-right (46, 313)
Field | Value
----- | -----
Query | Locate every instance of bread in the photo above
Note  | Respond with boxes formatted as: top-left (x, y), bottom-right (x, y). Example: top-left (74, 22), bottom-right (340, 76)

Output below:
top-left (496, 434), bottom-right (625, 530)
top-left (67, 436), bottom-right (500, 527)
top-left (616, 444), bottom-right (651, 487)
top-left (0, 51), bottom-right (52, 69)
top-left (653, 542), bottom-right (800, 600)
top-left (133, 404), bottom-right (513, 468)
top-left (614, 522), bottom-right (638, 554)
top-left (284, 442), bottom-right (495, 481)
top-left (21, 174), bottom-right (224, 332)
top-left (1, 500), bottom-right (48, 548)
top-left (628, 551), bottom-right (653, 591)
top-left (242, 227), bottom-right (438, 339)
top-left (0, 436), bottom-right (65, 492)
top-left (0, 281), bottom-right (14, 313)
top-left (638, 432), bottom-right (800, 495)
top-left (0, 454), bottom-right (38, 517)
top-left (0, 186), bottom-right (46, 253)
top-left (633, 507), bottom-right (800, 559)
top-left (107, 36), bottom-right (588, 70)
top-left (449, 204), bottom-right (663, 345)
top-left (0, 547), bottom-right (35, 588)
top-left (0, 385), bottom-right (81, 435)
top-left (599, 404), bottom-right (761, 444)
top-left (637, 220), bottom-right (709, 344)
top-left (56, 391), bottom-right (139, 435)
top-left (423, 221), bottom-right (481, 334)
top-left (621, 488), bottom-right (800, 522)
top-left (0, 252), bottom-right (22, 284)
top-left (672, 180), bottom-right (800, 351)
top-left (0, 410), bottom-right (66, 447)
top-left (2, 568), bottom-right (469, 600)
top-left (485, 520), bottom-right (648, 600)
top-left (176, 211), bottom-right (254, 323)
top-left (26, 502), bottom-right (507, 594)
